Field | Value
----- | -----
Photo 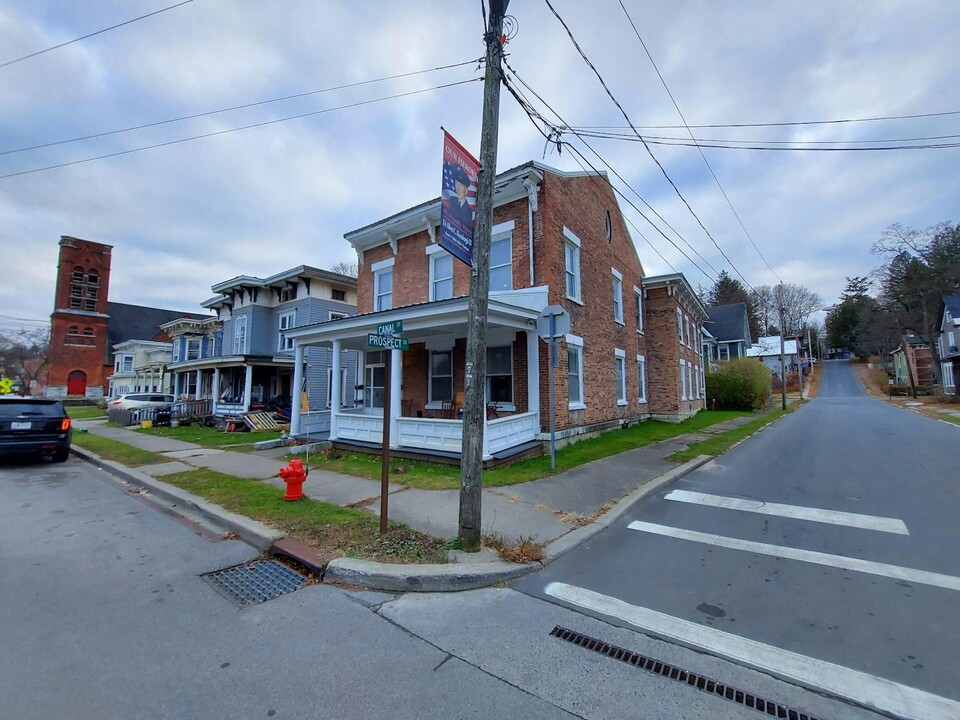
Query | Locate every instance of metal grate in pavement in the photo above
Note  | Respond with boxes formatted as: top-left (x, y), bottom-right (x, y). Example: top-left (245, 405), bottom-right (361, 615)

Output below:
top-left (203, 559), bottom-right (307, 606)
top-left (550, 626), bottom-right (820, 720)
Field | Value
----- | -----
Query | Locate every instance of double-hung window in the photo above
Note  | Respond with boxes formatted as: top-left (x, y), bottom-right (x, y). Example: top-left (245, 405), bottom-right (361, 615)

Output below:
top-left (564, 227), bottom-right (582, 302)
top-left (486, 346), bottom-right (513, 404)
top-left (429, 350), bottom-right (453, 404)
top-left (233, 316), bottom-right (247, 355)
top-left (117, 354), bottom-right (134, 373)
top-left (278, 311), bottom-right (296, 351)
top-left (186, 337), bottom-right (201, 360)
top-left (372, 258), bottom-right (394, 311)
top-left (680, 359), bottom-right (687, 400)
top-left (637, 354), bottom-right (647, 403)
top-left (634, 287), bottom-right (643, 333)
top-left (943, 362), bottom-right (956, 388)
top-left (326, 368), bottom-right (348, 408)
top-left (612, 268), bottom-right (624, 324)
top-left (615, 348), bottom-right (627, 405)
top-left (567, 334), bottom-right (585, 409)
top-left (489, 232), bottom-right (512, 292)
top-left (677, 307), bottom-right (684, 345)
top-left (427, 246), bottom-right (454, 301)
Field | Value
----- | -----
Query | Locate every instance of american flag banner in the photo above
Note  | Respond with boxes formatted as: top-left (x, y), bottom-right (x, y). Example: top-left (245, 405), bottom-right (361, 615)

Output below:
top-left (439, 130), bottom-right (480, 268)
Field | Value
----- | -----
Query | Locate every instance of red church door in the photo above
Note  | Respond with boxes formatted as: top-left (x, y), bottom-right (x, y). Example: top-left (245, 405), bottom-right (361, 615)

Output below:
top-left (67, 370), bottom-right (87, 396)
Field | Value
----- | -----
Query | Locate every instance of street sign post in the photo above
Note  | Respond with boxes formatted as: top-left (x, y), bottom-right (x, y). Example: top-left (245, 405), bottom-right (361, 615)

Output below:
top-left (538, 305), bottom-right (570, 469)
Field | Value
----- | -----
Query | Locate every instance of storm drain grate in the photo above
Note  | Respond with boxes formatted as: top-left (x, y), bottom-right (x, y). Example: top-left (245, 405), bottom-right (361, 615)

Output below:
top-left (550, 626), bottom-right (820, 720)
top-left (203, 559), bottom-right (307, 606)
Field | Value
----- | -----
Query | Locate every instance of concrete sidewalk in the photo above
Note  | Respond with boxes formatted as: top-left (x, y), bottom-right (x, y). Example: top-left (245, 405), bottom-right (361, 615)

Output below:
top-left (73, 412), bottom-right (774, 591)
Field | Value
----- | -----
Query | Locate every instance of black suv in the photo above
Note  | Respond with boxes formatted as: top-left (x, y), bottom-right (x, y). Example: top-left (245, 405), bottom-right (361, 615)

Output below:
top-left (0, 397), bottom-right (72, 462)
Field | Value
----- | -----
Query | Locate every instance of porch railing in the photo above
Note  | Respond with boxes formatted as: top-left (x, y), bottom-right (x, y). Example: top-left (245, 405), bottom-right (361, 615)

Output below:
top-left (486, 411), bottom-right (539, 454)
top-left (397, 417), bottom-right (462, 453)
top-left (300, 410), bottom-right (331, 436)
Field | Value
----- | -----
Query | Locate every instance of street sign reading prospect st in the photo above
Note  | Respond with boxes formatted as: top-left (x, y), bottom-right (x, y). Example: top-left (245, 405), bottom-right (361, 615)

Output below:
top-left (367, 333), bottom-right (409, 351)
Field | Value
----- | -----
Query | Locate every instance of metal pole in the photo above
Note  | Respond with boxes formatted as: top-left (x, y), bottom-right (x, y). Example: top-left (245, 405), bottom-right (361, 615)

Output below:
top-left (549, 315), bottom-right (557, 470)
top-left (458, 5), bottom-right (507, 552)
top-left (380, 349), bottom-right (391, 535)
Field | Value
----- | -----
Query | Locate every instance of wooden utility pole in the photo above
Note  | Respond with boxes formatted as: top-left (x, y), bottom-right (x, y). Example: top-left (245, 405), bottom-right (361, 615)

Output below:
top-left (458, 2), bottom-right (508, 551)
top-left (777, 284), bottom-right (787, 410)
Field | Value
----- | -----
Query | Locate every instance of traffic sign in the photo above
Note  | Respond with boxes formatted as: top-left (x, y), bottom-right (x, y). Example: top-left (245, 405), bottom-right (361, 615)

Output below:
top-left (368, 333), bottom-right (409, 351)
top-left (537, 305), bottom-right (570, 339)
top-left (376, 320), bottom-right (403, 336)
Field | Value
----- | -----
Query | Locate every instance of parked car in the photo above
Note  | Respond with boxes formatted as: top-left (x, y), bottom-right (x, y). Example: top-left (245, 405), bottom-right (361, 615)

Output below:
top-left (108, 393), bottom-right (176, 411)
top-left (0, 396), bottom-right (72, 462)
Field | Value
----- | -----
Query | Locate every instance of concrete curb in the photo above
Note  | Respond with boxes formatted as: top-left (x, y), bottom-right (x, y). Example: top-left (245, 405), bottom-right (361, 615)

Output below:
top-left (71, 446), bottom-right (283, 550)
top-left (543, 455), bottom-right (713, 563)
top-left (324, 556), bottom-right (538, 592)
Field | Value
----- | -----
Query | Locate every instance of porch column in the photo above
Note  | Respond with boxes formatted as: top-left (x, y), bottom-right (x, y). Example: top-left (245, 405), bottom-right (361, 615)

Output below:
top-left (291, 345), bottom-right (304, 436)
top-left (243, 365), bottom-right (253, 410)
top-left (173, 372), bottom-right (180, 398)
top-left (212, 367), bottom-right (220, 411)
top-left (329, 340), bottom-right (341, 439)
top-left (192, 369), bottom-right (200, 399)
top-left (389, 346), bottom-right (402, 449)
top-left (526, 329), bottom-right (540, 419)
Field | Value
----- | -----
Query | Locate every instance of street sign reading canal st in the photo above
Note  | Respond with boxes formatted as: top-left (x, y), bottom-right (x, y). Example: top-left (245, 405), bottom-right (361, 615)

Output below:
top-left (376, 320), bottom-right (403, 336)
top-left (367, 333), bottom-right (409, 351)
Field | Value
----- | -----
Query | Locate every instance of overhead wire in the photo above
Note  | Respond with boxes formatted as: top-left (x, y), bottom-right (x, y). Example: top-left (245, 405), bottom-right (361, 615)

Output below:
top-left (617, 0), bottom-right (781, 283)
top-left (542, 0), bottom-right (754, 291)
top-left (0, 78), bottom-right (481, 180)
top-left (1, 58), bottom-right (483, 157)
top-left (1, 0), bottom-right (197, 70)
top-left (500, 59), bottom-right (713, 281)
top-left (564, 131), bottom-right (960, 151)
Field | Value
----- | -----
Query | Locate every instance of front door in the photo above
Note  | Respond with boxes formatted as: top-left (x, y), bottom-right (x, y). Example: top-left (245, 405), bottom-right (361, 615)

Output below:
top-left (67, 370), bottom-right (87, 396)
top-left (363, 353), bottom-right (385, 410)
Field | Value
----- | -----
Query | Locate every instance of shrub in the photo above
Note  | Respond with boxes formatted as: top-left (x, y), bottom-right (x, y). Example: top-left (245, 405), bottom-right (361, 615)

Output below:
top-left (706, 358), bottom-right (771, 410)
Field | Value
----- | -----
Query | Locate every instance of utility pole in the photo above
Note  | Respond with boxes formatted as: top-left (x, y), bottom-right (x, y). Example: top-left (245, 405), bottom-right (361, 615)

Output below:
top-left (458, 1), bottom-right (508, 552)
top-left (777, 283), bottom-right (787, 410)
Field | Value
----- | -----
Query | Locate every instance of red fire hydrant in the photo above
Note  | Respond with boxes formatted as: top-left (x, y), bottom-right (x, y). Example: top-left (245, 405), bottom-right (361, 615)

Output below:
top-left (278, 458), bottom-right (308, 501)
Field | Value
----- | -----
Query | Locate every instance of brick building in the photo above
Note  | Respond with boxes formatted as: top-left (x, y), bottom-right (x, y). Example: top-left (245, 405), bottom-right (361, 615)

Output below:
top-left (46, 236), bottom-right (206, 398)
top-left (288, 161), bottom-right (701, 462)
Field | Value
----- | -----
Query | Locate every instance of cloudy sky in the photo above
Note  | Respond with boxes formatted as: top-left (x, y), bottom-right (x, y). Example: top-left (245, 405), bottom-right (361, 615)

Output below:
top-left (2, 0), bottom-right (957, 335)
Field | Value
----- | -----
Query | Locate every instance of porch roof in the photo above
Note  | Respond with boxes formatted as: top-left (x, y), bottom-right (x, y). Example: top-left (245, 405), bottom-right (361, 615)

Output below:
top-left (166, 354), bottom-right (294, 372)
top-left (287, 288), bottom-right (547, 351)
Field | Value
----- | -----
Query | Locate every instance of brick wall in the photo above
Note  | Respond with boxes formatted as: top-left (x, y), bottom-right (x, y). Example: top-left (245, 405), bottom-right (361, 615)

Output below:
top-left (645, 285), bottom-right (705, 421)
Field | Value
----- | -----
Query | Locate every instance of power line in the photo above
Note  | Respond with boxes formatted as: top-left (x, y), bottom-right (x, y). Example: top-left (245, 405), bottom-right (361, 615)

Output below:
top-left (570, 133), bottom-right (960, 151)
top-left (542, 0), bottom-right (754, 291)
top-left (500, 61), bottom-right (714, 282)
top-left (0, 78), bottom-right (480, 180)
top-left (572, 108), bottom-right (960, 131)
top-left (617, 0), bottom-right (781, 284)
top-left (576, 130), bottom-right (960, 146)
top-left (1, 58), bottom-right (482, 157)
top-left (1, 0), bottom-right (197, 70)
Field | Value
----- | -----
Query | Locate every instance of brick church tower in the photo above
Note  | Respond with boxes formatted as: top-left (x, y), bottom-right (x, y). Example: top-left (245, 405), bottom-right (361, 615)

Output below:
top-left (46, 236), bottom-right (113, 397)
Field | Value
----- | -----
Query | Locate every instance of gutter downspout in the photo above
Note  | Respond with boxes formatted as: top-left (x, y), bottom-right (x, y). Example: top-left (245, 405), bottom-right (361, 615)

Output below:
top-left (522, 178), bottom-right (538, 286)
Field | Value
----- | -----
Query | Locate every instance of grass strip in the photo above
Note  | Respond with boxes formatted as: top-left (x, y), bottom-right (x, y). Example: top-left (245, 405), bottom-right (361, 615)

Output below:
top-left (136, 425), bottom-right (284, 449)
top-left (72, 433), bottom-right (169, 466)
top-left (666, 405), bottom-right (797, 463)
top-left (66, 406), bottom-right (107, 420)
top-left (305, 410), bottom-right (751, 490)
top-left (159, 468), bottom-right (447, 564)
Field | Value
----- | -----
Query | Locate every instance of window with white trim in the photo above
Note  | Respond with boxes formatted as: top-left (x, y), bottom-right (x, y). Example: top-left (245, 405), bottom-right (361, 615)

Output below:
top-left (943, 362), bottom-right (955, 388)
top-left (186, 337), bottom-right (201, 360)
top-left (489, 233), bottom-right (512, 291)
top-left (634, 287), bottom-right (643, 333)
top-left (612, 268), bottom-right (624, 324)
top-left (374, 268), bottom-right (392, 311)
top-left (429, 350), bottom-right (453, 404)
top-left (685, 315), bottom-right (692, 347)
top-left (637, 354), bottom-right (647, 403)
top-left (486, 345), bottom-right (513, 404)
top-left (173, 338), bottom-right (181, 360)
top-left (567, 335), bottom-right (585, 409)
top-left (615, 349), bottom-right (627, 405)
top-left (564, 228), bottom-right (581, 302)
top-left (278, 311), bottom-right (296, 351)
top-left (949, 330), bottom-right (957, 351)
top-left (233, 315), bottom-right (247, 354)
top-left (430, 249), bottom-right (454, 301)
top-left (677, 307), bottom-right (684, 344)
top-left (115, 354), bottom-right (134, 373)
top-left (329, 311), bottom-right (349, 321)
top-left (700, 363), bottom-right (706, 397)
top-left (680, 359), bottom-right (687, 400)
top-left (326, 368), bottom-right (348, 408)
top-left (280, 286), bottom-right (296, 303)
top-left (688, 363), bottom-right (694, 399)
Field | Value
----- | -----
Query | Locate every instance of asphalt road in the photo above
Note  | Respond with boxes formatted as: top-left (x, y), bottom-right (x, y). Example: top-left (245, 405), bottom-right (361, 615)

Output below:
top-left (515, 360), bottom-right (960, 719)
top-left (0, 455), bottom-right (572, 720)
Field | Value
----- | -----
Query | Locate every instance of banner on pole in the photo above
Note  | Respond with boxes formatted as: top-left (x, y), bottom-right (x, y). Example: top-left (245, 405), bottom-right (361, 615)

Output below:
top-left (439, 131), bottom-right (480, 268)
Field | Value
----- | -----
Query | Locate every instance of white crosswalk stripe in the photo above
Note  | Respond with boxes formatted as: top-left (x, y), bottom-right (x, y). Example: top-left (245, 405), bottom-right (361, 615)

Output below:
top-left (628, 520), bottom-right (960, 591)
top-left (545, 582), bottom-right (960, 720)
top-left (664, 489), bottom-right (909, 534)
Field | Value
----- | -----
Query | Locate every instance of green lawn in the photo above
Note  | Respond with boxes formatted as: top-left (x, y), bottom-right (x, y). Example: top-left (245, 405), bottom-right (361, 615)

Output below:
top-left (666, 406), bottom-right (796, 463)
top-left (303, 409), bottom-right (752, 490)
top-left (66, 405), bottom-right (107, 420)
top-left (160, 468), bottom-right (447, 564)
top-left (72, 433), bottom-right (168, 466)
top-left (135, 424), bottom-right (284, 449)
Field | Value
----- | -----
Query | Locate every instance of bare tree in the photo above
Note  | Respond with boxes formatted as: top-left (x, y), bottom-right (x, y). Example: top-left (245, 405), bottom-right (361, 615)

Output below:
top-left (750, 285), bottom-right (776, 338)
top-left (330, 261), bottom-right (358, 278)
top-left (0, 328), bottom-right (50, 395)
top-left (773, 283), bottom-right (824, 337)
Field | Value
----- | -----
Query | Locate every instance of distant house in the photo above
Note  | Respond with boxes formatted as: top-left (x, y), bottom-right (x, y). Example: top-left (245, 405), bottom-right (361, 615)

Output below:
top-left (935, 295), bottom-right (960, 395)
top-left (108, 340), bottom-right (174, 397)
top-left (164, 265), bottom-right (359, 434)
top-left (702, 303), bottom-right (751, 365)
top-left (746, 336), bottom-right (799, 377)
top-left (891, 334), bottom-right (933, 388)
top-left (46, 236), bottom-right (208, 398)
